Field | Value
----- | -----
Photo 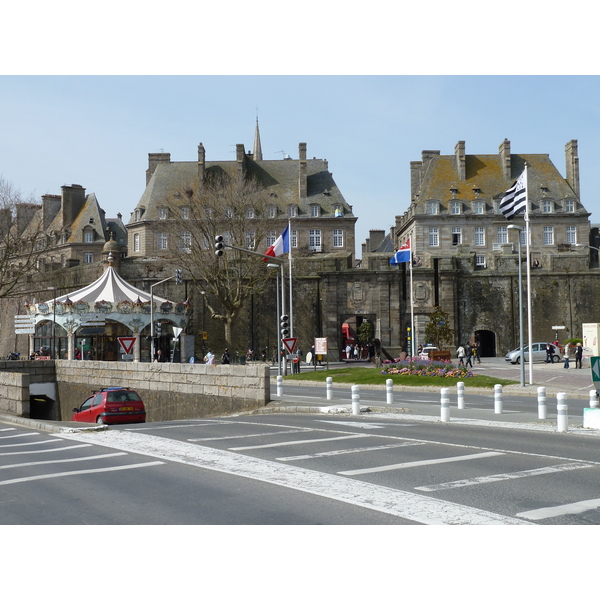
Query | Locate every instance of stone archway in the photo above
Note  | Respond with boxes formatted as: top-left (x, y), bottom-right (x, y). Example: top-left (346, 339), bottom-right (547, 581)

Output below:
top-left (475, 329), bottom-right (496, 357)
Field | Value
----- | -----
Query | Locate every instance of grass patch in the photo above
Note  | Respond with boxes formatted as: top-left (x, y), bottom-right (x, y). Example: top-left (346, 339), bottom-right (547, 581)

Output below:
top-left (282, 367), bottom-right (518, 389)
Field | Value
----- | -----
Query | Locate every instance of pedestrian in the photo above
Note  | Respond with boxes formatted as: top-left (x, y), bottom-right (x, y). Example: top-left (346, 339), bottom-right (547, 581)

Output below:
top-left (155, 349), bottom-right (167, 362)
top-left (563, 344), bottom-right (570, 369)
top-left (475, 341), bottom-right (481, 364)
top-left (204, 349), bottom-right (215, 365)
top-left (465, 343), bottom-right (473, 368)
top-left (575, 343), bottom-right (583, 369)
top-left (353, 345), bottom-right (359, 360)
top-left (221, 348), bottom-right (231, 364)
top-left (457, 344), bottom-right (465, 366)
top-left (345, 343), bottom-right (352, 360)
top-left (545, 343), bottom-right (554, 363)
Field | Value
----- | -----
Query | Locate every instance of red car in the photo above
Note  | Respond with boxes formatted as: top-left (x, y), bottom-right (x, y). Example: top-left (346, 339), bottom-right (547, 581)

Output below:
top-left (72, 387), bottom-right (146, 425)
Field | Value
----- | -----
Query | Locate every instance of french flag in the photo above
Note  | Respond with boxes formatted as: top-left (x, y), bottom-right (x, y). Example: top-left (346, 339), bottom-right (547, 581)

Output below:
top-left (263, 225), bottom-right (290, 261)
top-left (390, 239), bottom-right (411, 264)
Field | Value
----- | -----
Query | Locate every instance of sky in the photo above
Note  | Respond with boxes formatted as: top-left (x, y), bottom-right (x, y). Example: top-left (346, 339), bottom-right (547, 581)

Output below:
top-left (2, 3), bottom-right (600, 259)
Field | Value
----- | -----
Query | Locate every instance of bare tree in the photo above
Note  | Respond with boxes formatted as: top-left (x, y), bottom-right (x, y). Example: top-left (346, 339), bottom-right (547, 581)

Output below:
top-left (164, 173), bottom-right (283, 347)
top-left (0, 177), bottom-right (44, 299)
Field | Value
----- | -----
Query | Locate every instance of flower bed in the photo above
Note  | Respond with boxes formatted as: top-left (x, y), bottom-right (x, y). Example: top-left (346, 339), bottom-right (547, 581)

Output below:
top-left (381, 356), bottom-right (477, 379)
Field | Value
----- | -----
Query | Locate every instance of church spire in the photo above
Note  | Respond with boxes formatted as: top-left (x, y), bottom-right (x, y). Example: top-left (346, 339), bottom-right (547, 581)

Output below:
top-left (253, 117), bottom-right (263, 161)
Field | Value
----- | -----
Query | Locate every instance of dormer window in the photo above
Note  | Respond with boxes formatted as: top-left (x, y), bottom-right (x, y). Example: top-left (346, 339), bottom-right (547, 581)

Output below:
top-left (84, 230), bottom-right (94, 243)
top-left (158, 207), bottom-right (169, 220)
top-left (450, 201), bottom-right (462, 215)
top-left (542, 200), bottom-right (553, 214)
top-left (267, 205), bottom-right (277, 218)
top-left (288, 204), bottom-right (298, 218)
top-left (427, 201), bottom-right (439, 215)
top-left (310, 205), bottom-right (320, 218)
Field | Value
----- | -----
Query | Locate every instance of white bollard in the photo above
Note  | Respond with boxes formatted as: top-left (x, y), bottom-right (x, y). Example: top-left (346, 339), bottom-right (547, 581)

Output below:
top-left (457, 381), bottom-right (465, 409)
top-left (440, 387), bottom-right (450, 422)
top-left (557, 392), bottom-right (568, 432)
top-left (537, 387), bottom-right (547, 419)
top-left (352, 385), bottom-right (361, 415)
top-left (589, 390), bottom-right (599, 409)
top-left (326, 377), bottom-right (333, 401)
top-left (494, 384), bottom-right (503, 414)
top-left (277, 375), bottom-right (283, 397)
top-left (386, 379), bottom-right (393, 405)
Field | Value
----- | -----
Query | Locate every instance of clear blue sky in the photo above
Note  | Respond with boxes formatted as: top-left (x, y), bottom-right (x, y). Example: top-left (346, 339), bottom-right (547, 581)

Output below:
top-left (2, 5), bottom-right (599, 258)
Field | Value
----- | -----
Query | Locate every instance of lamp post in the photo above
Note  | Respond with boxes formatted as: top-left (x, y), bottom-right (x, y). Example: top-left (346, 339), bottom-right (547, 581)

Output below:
top-left (47, 286), bottom-right (57, 360)
top-left (267, 263), bottom-right (282, 376)
top-left (507, 225), bottom-right (525, 386)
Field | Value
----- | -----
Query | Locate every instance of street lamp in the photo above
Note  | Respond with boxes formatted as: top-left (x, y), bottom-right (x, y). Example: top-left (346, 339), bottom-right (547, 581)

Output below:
top-left (267, 263), bottom-right (282, 376)
top-left (507, 225), bottom-right (525, 386)
top-left (47, 286), bottom-right (57, 360)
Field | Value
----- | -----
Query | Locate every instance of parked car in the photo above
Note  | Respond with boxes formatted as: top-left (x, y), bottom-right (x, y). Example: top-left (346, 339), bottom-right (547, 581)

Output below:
top-left (505, 343), bottom-right (561, 364)
top-left (419, 346), bottom-right (439, 357)
top-left (73, 387), bottom-right (146, 425)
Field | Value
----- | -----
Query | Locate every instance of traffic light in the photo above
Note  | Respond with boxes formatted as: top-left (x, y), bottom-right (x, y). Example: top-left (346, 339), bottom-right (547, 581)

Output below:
top-left (175, 269), bottom-right (183, 284)
top-left (280, 314), bottom-right (289, 338)
top-left (214, 235), bottom-right (224, 257)
top-left (156, 321), bottom-right (162, 337)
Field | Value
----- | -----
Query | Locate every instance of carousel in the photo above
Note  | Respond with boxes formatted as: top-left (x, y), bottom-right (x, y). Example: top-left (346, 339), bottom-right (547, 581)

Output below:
top-left (24, 252), bottom-right (191, 362)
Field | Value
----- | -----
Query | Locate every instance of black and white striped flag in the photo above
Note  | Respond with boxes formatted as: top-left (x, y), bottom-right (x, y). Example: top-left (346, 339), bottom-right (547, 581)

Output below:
top-left (499, 171), bottom-right (527, 220)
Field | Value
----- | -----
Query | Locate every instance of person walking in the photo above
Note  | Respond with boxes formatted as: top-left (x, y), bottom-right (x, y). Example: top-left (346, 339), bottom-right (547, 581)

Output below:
top-left (465, 343), bottom-right (473, 368)
top-left (545, 343), bottom-right (554, 363)
top-left (575, 343), bottom-right (583, 369)
top-left (457, 344), bottom-right (465, 366)
top-left (221, 348), bottom-right (231, 364)
top-left (563, 344), bottom-right (570, 369)
top-left (204, 349), bottom-right (215, 365)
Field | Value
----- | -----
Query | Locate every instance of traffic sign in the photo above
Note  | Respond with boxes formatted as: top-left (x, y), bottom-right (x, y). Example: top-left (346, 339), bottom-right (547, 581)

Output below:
top-left (118, 337), bottom-right (136, 354)
top-left (591, 357), bottom-right (600, 384)
top-left (282, 337), bottom-right (298, 354)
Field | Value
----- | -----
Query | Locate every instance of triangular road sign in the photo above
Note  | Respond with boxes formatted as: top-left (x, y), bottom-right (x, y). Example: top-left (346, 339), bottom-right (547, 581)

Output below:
top-left (118, 337), bottom-right (136, 354)
top-left (592, 356), bottom-right (600, 382)
top-left (282, 337), bottom-right (298, 354)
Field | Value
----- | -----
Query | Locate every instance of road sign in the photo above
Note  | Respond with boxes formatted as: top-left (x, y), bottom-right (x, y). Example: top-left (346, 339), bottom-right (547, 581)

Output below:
top-left (14, 328), bottom-right (35, 334)
top-left (14, 315), bottom-right (35, 334)
top-left (282, 337), bottom-right (298, 354)
top-left (172, 327), bottom-right (182, 339)
top-left (314, 337), bottom-right (328, 354)
top-left (118, 337), bottom-right (136, 354)
top-left (591, 357), bottom-right (600, 386)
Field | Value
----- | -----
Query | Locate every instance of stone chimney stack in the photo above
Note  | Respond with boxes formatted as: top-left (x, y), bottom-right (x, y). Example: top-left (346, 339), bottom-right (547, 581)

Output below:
top-left (455, 141), bottom-right (466, 181)
top-left (61, 184), bottom-right (86, 229)
top-left (197, 143), bottom-right (206, 186)
top-left (41, 194), bottom-right (61, 230)
top-left (499, 138), bottom-right (511, 180)
top-left (565, 139), bottom-right (580, 197)
top-left (236, 144), bottom-right (246, 180)
top-left (410, 161), bottom-right (423, 201)
top-left (298, 142), bottom-right (307, 199)
top-left (146, 152), bottom-right (170, 185)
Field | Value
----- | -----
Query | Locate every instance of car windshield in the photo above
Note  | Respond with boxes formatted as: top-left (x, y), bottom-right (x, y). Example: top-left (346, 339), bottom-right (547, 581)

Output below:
top-left (106, 390), bottom-right (141, 403)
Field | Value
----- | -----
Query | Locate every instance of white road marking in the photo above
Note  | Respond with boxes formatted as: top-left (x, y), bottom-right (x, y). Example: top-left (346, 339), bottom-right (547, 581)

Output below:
top-left (517, 498), bottom-right (600, 520)
top-left (0, 433), bottom-right (40, 440)
top-left (0, 439), bottom-right (62, 449)
top-left (316, 420), bottom-right (385, 429)
top-left (0, 461), bottom-right (164, 486)
top-left (0, 428), bottom-right (17, 432)
top-left (229, 433), bottom-right (369, 451)
top-left (276, 441), bottom-right (426, 462)
top-left (53, 430), bottom-right (531, 525)
top-left (0, 444), bottom-right (92, 456)
top-left (338, 451), bottom-right (504, 476)
top-left (0, 452), bottom-right (127, 470)
top-left (415, 463), bottom-right (594, 492)
top-left (189, 429), bottom-right (307, 443)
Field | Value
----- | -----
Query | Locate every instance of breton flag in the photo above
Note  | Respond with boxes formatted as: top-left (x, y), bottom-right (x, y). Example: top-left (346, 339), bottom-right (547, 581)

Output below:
top-left (263, 225), bottom-right (290, 261)
top-left (499, 171), bottom-right (527, 220)
top-left (390, 239), bottom-right (411, 264)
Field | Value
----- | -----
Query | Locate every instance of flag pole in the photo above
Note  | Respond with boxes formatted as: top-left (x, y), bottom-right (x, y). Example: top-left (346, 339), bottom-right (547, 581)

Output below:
top-left (524, 163), bottom-right (534, 385)
top-left (410, 234), bottom-right (415, 356)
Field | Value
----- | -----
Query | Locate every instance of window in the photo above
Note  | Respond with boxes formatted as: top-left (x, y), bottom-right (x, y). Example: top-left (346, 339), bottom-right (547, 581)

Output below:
top-left (566, 226), bottom-right (577, 244)
top-left (224, 207), bottom-right (234, 218)
top-left (451, 227), bottom-right (462, 245)
top-left (310, 205), bottom-right (320, 218)
top-left (565, 200), bottom-right (575, 213)
top-left (450, 201), bottom-right (461, 215)
top-left (542, 200), bottom-right (553, 214)
top-left (267, 205), bottom-right (277, 218)
top-left (84, 231), bottom-right (94, 243)
top-left (473, 201), bottom-right (485, 214)
top-left (428, 227), bottom-right (439, 247)
top-left (333, 229), bottom-right (344, 248)
top-left (156, 232), bottom-right (168, 250)
top-left (245, 231), bottom-right (256, 249)
top-left (246, 207), bottom-right (255, 219)
top-left (158, 207), bottom-right (169, 220)
top-left (84, 252), bottom-right (94, 264)
top-left (266, 231), bottom-right (277, 247)
top-left (291, 229), bottom-right (298, 249)
top-left (497, 226), bottom-right (508, 244)
top-left (180, 207), bottom-right (190, 220)
top-left (427, 202), bottom-right (439, 215)
top-left (543, 225), bottom-right (554, 245)
top-left (179, 231), bottom-right (191, 252)
top-left (474, 227), bottom-right (485, 247)
top-left (334, 205), bottom-right (344, 217)
top-left (309, 229), bottom-right (322, 251)
top-left (520, 229), bottom-right (528, 247)
top-left (475, 255), bottom-right (486, 268)
top-left (133, 233), bottom-right (140, 253)
top-left (288, 205), bottom-right (298, 218)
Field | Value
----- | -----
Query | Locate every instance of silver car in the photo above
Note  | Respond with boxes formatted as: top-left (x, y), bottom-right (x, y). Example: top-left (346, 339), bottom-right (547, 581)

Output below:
top-left (505, 342), bottom-right (561, 364)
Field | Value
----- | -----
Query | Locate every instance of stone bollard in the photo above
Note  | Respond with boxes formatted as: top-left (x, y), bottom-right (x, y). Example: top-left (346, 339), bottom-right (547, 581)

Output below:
top-left (440, 387), bottom-right (450, 422)
top-left (352, 385), bottom-right (360, 415)
top-left (557, 392), bottom-right (569, 432)
top-left (386, 379), bottom-right (393, 405)
top-left (589, 390), bottom-right (599, 409)
top-left (537, 387), bottom-right (547, 419)
top-left (457, 381), bottom-right (465, 409)
top-left (326, 377), bottom-right (333, 401)
top-left (277, 375), bottom-right (283, 397)
top-left (494, 384), bottom-right (503, 414)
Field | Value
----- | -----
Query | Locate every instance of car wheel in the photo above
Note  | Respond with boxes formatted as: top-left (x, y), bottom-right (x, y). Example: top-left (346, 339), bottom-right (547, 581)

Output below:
top-left (552, 355), bottom-right (560, 363)
top-left (515, 357), bottom-right (520, 364)
top-left (96, 416), bottom-right (105, 424)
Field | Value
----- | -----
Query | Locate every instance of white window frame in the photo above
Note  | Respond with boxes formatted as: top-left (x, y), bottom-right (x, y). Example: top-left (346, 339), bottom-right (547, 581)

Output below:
top-left (156, 232), bottom-right (168, 250)
top-left (245, 231), bottom-right (256, 249)
top-left (246, 207), bottom-right (255, 219)
top-left (288, 205), bottom-right (298, 218)
top-left (475, 254), bottom-right (487, 268)
top-left (450, 201), bottom-right (461, 215)
top-left (267, 205), bottom-right (277, 218)
top-left (497, 226), bottom-right (508, 245)
top-left (266, 231), bottom-right (277, 247)
top-left (474, 226), bottom-right (485, 247)
top-left (427, 201), bottom-right (439, 215)
top-left (179, 231), bottom-right (191, 252)
top-left (451, 226), bottom-right (462, 245)
top-left (565, 200), bottom-right (575, 213)
top-left (291, 229), bottom-right (298, 249)
top-left (542, 200), bottom-right (553, 214)
top-left (310, 205), bottom-right (320, 218)
top-left (566, 225), bottom-right (577, 244)
top-left (158, 207), bottom-right (169, 220)
top-left (133, 233), bottom-right (140, 253)
top-left (543, 225), bottom-right (554, 245)
top-left (309, 229), bottom-right (322, 251)
top-left (473, 201), bottom-right (485, 214)
top-left (428, 227), bottom-right (439, 247)
top-left (333, 229), bottom-right (344, 248)
top-left (84, 252), bottom-right (94, 264)
top-left (84, 230), bottom-right (94, 243)
top-left (180, 207), bottom-right (190, 220)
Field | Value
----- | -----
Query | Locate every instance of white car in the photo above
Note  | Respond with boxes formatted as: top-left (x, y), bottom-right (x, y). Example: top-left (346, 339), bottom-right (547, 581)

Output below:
top-left (505, 343), bottom-right (561, 364)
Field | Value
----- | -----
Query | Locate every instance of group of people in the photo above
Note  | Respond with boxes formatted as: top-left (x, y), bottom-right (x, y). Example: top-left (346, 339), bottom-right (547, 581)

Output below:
top-left (456, 342), bottom-right (481, 367)
top-left (560, 342), bottom-right (583, 369)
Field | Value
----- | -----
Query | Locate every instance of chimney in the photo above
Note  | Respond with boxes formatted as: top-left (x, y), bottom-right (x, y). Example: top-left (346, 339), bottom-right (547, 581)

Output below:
top-left (455, 141), bottom-right (466, 181)
top-left (61, 185), bottom-right (86, 229)
top-left (298, 142), bottom-right (307, 199)
top-left (41, 194), bottom-right (61, 230)
top-left (565, 139), bottom-right (580, 196)
top-left (198, 143), bottom-right (206, 186)
top-left (236, 144), bottom-right (246, 180)
top-left (499, 138), bottom-right (511, 180)
top-left (146, 152), bottom-right (170, 185)
top-left (410, 161), bottom-right (423, 200)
